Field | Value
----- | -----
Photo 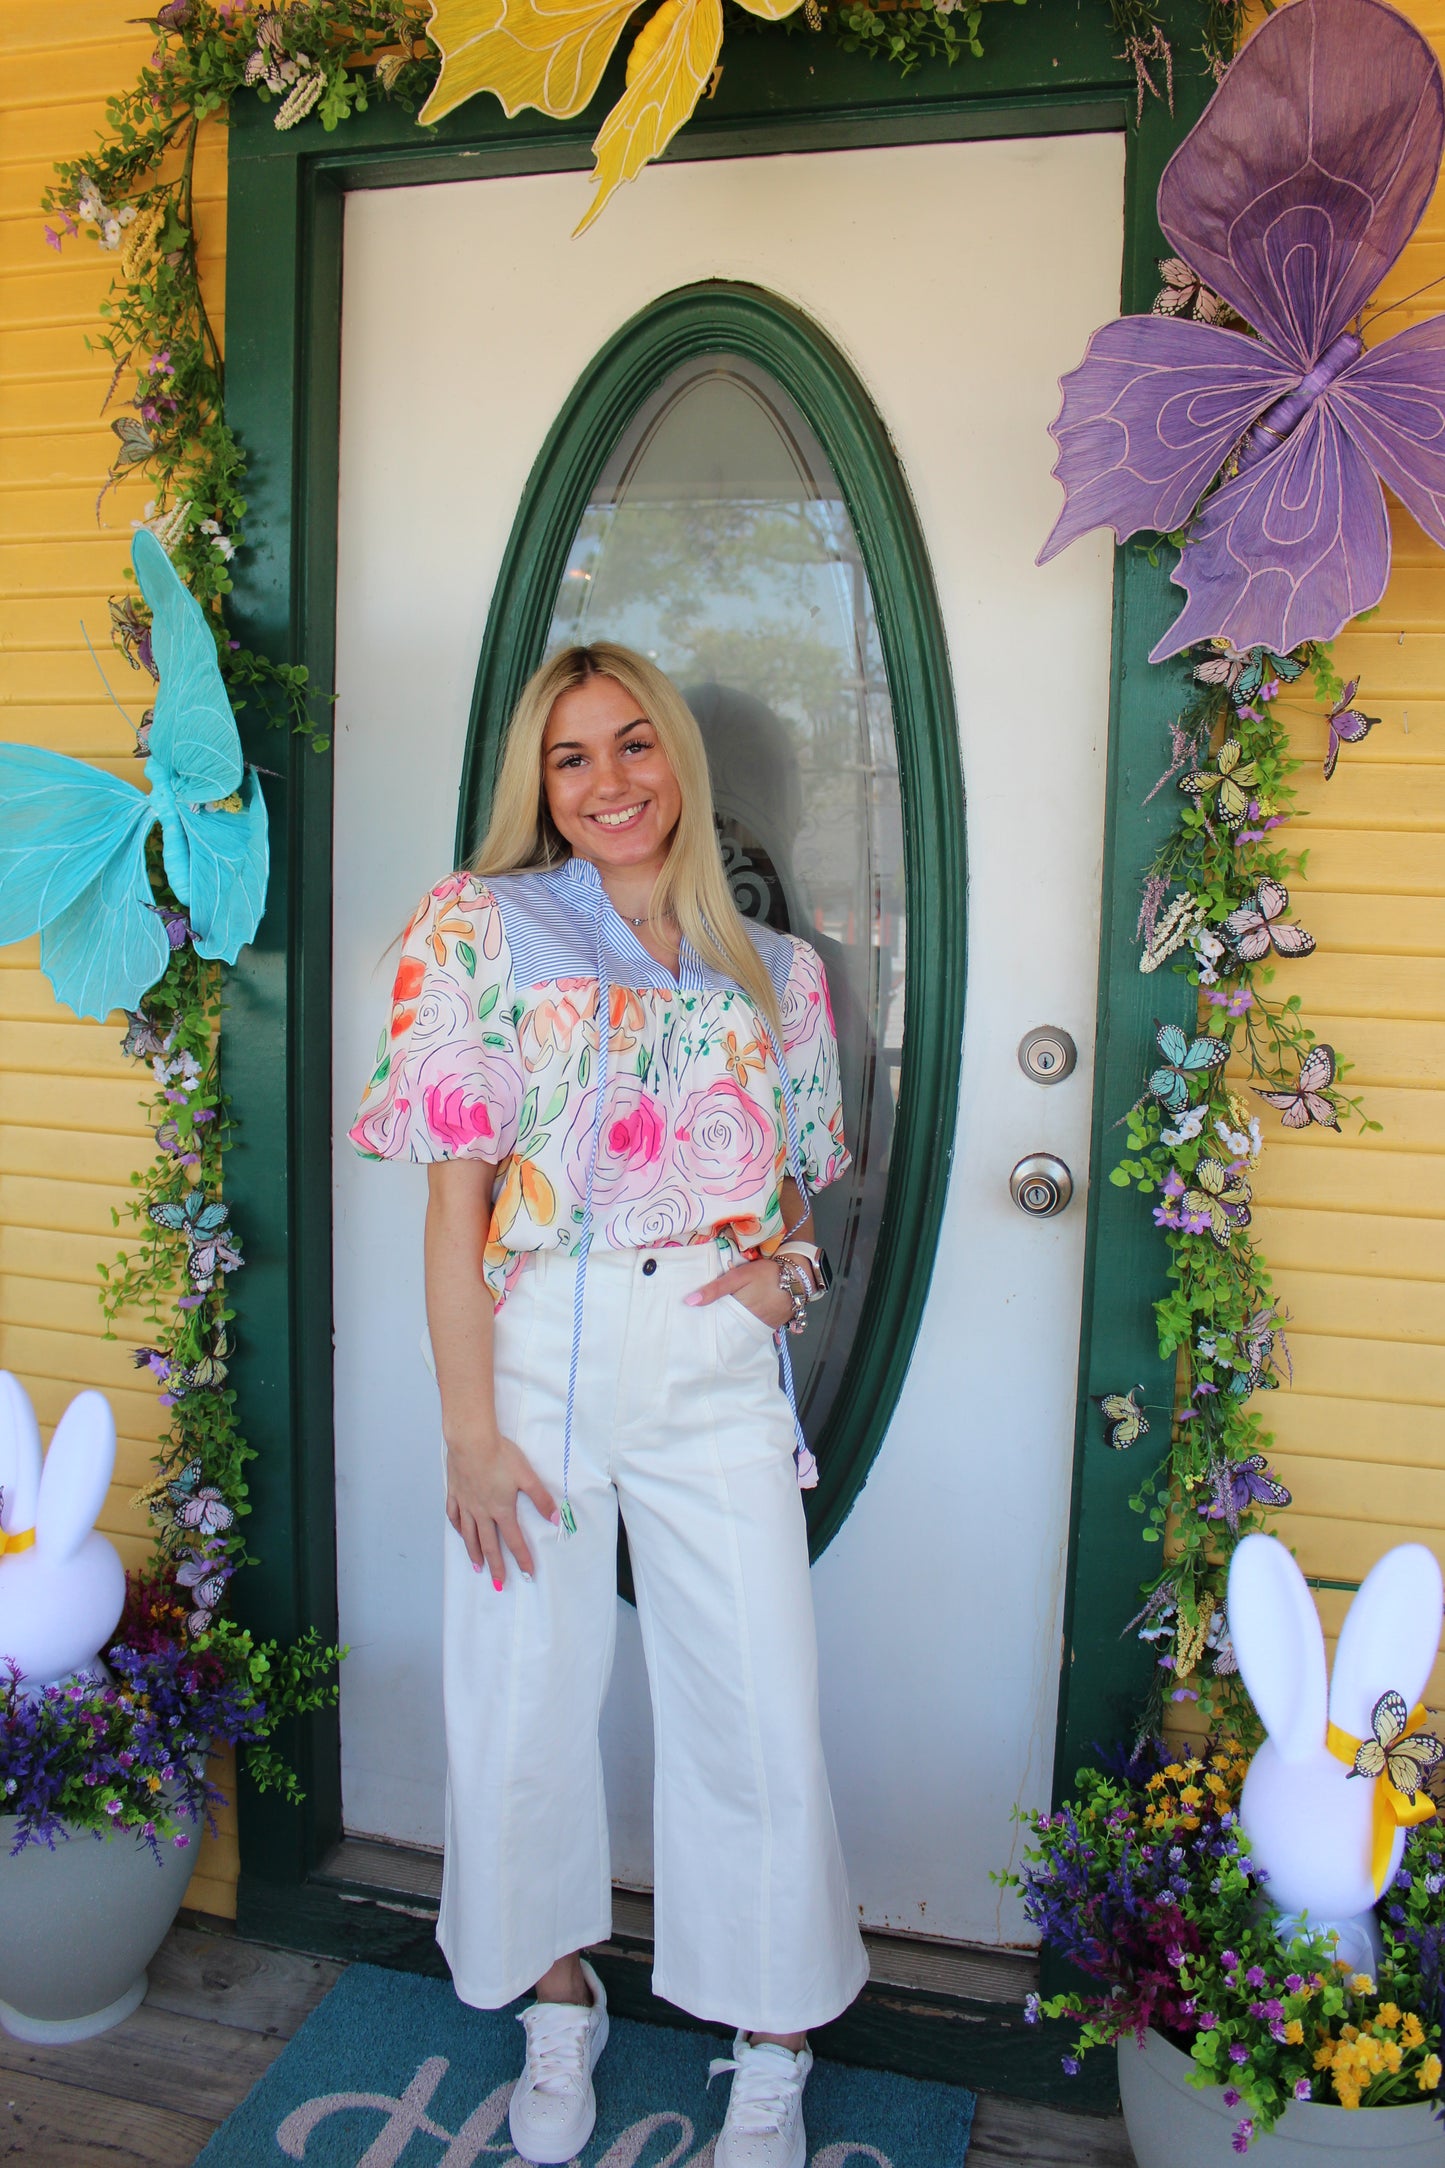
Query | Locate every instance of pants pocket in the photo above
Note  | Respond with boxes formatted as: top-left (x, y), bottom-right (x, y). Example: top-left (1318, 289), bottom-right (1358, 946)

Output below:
top-left (716, 1291), bottom-right (781, 1367)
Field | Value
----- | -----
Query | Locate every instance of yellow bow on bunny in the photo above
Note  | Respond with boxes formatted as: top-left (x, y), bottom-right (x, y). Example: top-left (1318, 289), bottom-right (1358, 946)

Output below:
top-left (1328, 1691), bottom-right (1444, 1896)
top-left (0, 1526), bottom-right (35, 1557)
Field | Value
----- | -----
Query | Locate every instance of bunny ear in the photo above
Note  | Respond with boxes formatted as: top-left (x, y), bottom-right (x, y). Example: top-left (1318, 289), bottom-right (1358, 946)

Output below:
top-left (1227, 1533), bottom-right (1329, 1762)
top-left (1330, 1544), bottom-right (1444, 1739)
top-left (0, 1372), bottom-right (42, 1535)
top-left (35, 1391), bottom-right (116, 1563)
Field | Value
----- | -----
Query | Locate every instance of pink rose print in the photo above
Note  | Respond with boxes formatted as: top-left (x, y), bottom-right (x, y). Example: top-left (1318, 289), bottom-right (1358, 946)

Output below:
top-left (415, 1042), bottom-right (522, 1162)
top-left (672, 1079), bottom-right (775, 1197)
top-left (422, 1081), bottom-right (496, 1154)
top-left (563, 1081), bottom-right (668, 1205)
top-left (349, 1086), bottom-right (413, 1158)
top-left (781, 957), bottom-right (823, 1055)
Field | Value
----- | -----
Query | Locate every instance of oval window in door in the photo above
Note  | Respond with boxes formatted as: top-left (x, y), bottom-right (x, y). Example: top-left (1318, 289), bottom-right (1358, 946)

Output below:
top-left (544, 352), bottom-right (900, 1454)
top-left (458, 284), bottom-right (964, 1554)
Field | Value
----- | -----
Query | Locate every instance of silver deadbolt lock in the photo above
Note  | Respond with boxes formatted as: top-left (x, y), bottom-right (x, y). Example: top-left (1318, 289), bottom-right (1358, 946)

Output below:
top-left (1019, 1026), bottom-right (1078, 1084)
top-left (1010, 1154), bottom-right (1074, 1217)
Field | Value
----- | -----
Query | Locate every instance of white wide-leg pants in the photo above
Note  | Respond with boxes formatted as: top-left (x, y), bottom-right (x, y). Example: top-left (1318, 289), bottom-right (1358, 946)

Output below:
top-left (436, 1243), bottom-right (869, 2032)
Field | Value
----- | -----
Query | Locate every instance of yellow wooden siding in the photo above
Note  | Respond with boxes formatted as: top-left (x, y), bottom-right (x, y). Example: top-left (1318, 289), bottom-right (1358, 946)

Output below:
top-left (1231, 0), bottom-right (1445, 1705)
top-left (0, 0), bottom-right (235, 1917)
top-left (3, 0), bottom-right (1445, 1906)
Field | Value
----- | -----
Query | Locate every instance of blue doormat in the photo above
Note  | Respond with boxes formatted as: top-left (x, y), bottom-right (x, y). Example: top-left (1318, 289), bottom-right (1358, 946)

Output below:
top-left (195, 1962), bottom-right (974, 2167)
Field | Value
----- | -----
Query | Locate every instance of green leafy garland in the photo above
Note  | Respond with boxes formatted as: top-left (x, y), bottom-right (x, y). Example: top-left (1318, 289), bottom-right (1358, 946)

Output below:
top-left (41, 0), bottom-right (1371, 1793)
top-left (1104, 629), bottom-right (1379, 1738)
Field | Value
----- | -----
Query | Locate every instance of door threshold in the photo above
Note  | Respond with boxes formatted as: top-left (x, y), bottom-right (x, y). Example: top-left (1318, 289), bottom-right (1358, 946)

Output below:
top-left (241, 1841), bottom-right (1097, 2106)
top-left (315, 1840), bottom-right (1037, 2005)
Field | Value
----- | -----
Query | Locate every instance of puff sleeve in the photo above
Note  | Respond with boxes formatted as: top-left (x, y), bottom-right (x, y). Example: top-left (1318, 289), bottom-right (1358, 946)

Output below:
top-left (349, 874), bottom-right (524, 1164)
top-left (779, 938), bottom-right (851, 1189)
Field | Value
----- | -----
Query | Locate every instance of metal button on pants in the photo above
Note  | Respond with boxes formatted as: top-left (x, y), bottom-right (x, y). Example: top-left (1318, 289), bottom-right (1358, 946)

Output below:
top-left (436, 1244), bottom-right (868, 2032)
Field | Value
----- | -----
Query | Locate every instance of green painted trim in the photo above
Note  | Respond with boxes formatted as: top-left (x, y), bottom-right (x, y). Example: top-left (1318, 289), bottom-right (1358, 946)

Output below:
top-left (220, 0), bottom-right (1208, 1959)
top-left (1048, 32), bottom-right (1215, 1827)
top-left (455, 282), bottom-right (963, 1559)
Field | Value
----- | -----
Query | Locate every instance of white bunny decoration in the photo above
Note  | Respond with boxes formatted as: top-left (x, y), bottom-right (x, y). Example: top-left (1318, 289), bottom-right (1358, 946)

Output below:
top-left (0, 1371), bottom-right (126, 1690)
top-left (1228, 1532), bottom-right (1445, 1974)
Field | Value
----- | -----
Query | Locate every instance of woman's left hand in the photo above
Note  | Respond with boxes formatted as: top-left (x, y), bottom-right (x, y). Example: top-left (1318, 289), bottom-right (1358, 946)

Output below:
top-left (685, 1257), bottom-right (792, 1330)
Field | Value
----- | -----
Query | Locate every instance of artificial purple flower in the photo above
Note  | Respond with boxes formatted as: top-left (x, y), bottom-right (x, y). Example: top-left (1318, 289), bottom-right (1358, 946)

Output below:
top-left (1024, 1993), bottom-right (1041, 2025)
top-left (1285, 1974), bottom-right (1304, 1994)
top-left (1061, 2056), bottom-right (1080, 2076)
top-left (1227, 988), bottom-right (1254, 1017)
top-left (1229, 2043), bottom-right (1249, 2064)
top-left (1199, 2011), bottom-right (1218, 2030)
top-left (1223, 2087), bottom-right (1241, 2107)
top-left (1231, 2121), bottom-right (1255, 2153)
top-left (177, 1293), bottom-right (205, 1311)
top-left (1162, 1168), bottom-right (1186, 1200)
top-left (1153, 1204), bottom-right (1182, 1229)
top-left (1293, 2079), bottom-right (1311, 2101)
top-left (1245, 1966), bottom-right (1266, 1988)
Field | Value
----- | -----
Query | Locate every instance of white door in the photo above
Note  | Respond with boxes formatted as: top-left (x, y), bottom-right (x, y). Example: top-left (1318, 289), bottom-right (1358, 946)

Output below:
top-left (331, 133), bottom-right (1122, 1948)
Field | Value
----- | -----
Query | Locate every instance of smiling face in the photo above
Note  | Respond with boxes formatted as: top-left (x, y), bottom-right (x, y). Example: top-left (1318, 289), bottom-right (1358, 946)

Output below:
top-left (541, 671), bottom-right (684, 878)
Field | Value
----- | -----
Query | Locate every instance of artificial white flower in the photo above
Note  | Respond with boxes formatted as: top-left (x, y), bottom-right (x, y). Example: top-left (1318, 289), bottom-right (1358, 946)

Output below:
top-left (101, 217), bottom-right (122, 249)
top-left (1161, 1106), bottom-right (1207, 1147)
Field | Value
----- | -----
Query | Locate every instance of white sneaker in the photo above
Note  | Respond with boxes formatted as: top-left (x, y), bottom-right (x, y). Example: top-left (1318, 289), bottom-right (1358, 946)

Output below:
top-left (710, 2033), bottom-right (813, 2168)
top-left (508, 1958), bottom-right (610, 2165)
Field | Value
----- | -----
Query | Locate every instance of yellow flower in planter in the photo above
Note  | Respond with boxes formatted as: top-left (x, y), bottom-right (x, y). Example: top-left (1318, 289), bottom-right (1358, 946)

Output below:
top-left (420, 0), bottom-right (804, 231)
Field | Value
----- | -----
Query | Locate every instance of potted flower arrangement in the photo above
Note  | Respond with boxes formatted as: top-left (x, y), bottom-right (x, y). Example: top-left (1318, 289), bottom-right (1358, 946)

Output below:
top-left (0, 1567), bottom-right (340, 2044)
top-left (1005, 1740), bottom-right (1445, 2160)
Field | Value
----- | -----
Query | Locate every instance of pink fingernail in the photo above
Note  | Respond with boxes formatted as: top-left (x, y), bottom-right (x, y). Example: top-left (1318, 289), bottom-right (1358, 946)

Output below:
top-left (683, 1290), bottom-right (703, 1307)
top-left (549, 1511), bottom-right (561, 1527)
top-left (492, 1577), bottom-right (505, 1592)
top-left (472, 1562), bottom-right (483, 1575)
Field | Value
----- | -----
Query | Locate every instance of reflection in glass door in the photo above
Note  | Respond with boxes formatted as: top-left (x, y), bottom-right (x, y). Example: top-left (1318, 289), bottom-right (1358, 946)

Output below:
top-left (546, 353), bottom-right (905, 1446)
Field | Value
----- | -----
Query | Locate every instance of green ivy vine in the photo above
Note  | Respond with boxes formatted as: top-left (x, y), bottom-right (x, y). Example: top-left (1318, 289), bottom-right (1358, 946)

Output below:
top-left (1106, 637), bottom-right (1381, 1737)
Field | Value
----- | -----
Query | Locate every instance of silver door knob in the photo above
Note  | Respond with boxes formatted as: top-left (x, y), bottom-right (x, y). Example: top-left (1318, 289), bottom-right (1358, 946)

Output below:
top-left (1010, 1154), bottom-right (1073, 1217)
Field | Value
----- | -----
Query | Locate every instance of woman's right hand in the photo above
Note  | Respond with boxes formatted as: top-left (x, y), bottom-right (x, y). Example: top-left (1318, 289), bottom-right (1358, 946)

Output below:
top-left (445, 1425), bottom-right (559, 1588)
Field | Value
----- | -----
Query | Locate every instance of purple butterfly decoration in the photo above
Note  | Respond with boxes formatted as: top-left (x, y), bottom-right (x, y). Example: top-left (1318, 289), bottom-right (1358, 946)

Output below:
top-left (1038, 0), bottom-right (1445, 660)
top-left (1199, 1452), bottom-right (1293, 1532)
top-left (1324, 678), bottom-right (1381, 777)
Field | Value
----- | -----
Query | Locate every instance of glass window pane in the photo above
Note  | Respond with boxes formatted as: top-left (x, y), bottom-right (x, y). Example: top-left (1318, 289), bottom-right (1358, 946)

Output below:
top-left (546, 353), bottom-right (906, 1447)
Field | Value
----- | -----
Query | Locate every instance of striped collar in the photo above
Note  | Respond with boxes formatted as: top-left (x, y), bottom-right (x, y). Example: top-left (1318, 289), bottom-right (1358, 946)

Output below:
top-left (541, 854), bottom-right (709, 992)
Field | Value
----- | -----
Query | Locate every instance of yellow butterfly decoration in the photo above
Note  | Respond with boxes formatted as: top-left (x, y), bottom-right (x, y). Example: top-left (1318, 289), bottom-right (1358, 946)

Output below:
top-left (1349, 1691), bottom-right (1445, 1802)
top-left (1179, 737), bottom-right (1259, 831)
top-left (420, 0), bottom-right (804, 232)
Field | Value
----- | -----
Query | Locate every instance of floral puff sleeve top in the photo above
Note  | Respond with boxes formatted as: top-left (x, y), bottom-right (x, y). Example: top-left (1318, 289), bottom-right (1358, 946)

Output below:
top-left (349, 860), bottom-right (850, 1311)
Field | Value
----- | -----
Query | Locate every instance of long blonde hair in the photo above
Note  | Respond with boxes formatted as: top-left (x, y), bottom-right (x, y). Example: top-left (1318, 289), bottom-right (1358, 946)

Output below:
top-left (470, 644), bottom-right (783, 1038)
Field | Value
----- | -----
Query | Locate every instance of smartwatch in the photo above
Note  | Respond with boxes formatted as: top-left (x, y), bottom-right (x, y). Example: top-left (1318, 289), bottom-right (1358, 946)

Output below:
top-left (778, 1241), bottom-right (833, 1300)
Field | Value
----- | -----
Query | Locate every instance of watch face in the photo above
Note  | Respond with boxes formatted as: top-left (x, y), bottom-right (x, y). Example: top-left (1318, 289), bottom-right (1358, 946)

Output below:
top-left (812, 1248), bottom-right (834, 1295)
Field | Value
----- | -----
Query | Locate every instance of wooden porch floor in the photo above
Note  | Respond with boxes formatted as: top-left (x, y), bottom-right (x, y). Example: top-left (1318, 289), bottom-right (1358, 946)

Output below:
top-left (0, 1921), bottom-right (1137, 2164)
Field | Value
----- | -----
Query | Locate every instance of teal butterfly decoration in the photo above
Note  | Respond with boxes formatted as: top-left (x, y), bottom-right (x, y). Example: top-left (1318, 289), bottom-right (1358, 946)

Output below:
top-left (1234, 647), bottom-right (1304, 706)
top-left (1147, 1020), bottom-right (1229, 1113)
top-left (0, 529), bottom-right (268, 1020)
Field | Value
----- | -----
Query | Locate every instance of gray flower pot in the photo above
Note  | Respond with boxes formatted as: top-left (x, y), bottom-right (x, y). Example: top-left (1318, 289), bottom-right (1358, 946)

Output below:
top-left (0, 1810), bottom-right (199, 2042)
top-left (1119, 2027), bottom-right (1445, 2165)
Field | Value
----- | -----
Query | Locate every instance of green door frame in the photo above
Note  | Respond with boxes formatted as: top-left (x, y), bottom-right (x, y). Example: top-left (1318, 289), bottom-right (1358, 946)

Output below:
top-left (222, 1), bottom-right (1204, 2069)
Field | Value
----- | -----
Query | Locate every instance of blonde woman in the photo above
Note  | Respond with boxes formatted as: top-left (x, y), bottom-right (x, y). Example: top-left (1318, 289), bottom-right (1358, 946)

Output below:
top-left (350, 644), bottom-right (866, 2168)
